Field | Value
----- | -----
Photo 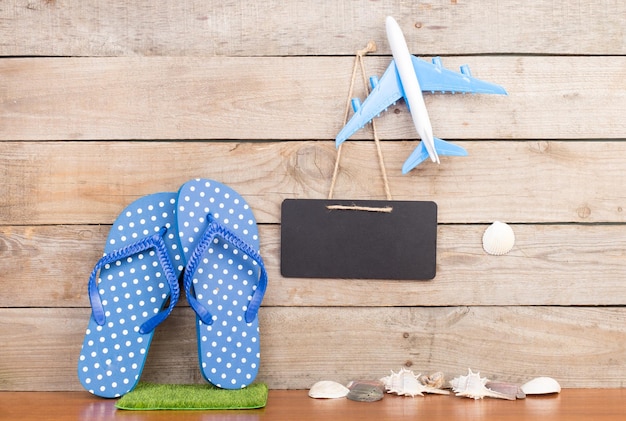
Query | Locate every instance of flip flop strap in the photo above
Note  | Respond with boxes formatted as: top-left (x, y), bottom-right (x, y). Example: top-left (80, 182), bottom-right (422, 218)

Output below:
top-left (184, 214), bottom-right (268, 325)
top-left (88, 226), bottom-right (180, 334)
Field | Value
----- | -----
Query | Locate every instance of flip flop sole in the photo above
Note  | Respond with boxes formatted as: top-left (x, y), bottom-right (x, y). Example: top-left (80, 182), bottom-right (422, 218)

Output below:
top-left (78, 192), bottom-right (182, 398)
top-left (177, 179), bottom-right (263, 389)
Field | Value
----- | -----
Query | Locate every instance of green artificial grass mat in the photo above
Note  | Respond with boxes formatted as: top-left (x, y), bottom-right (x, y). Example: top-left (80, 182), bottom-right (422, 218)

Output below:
top-left (115, 382), bottom-right (268, 410)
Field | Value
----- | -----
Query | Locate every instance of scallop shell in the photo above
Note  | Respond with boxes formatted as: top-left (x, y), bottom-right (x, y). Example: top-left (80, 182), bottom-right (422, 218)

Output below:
top-left (380, 368), bottom-right (449, 397)
top-left (520, 377), bottom-right (561, 395)
top-left (450, 369), bottom-right (515, 400)
top-left (482, 221), bottom-right (515, 255)
top-left (308, 380), bottom-right (350, 399)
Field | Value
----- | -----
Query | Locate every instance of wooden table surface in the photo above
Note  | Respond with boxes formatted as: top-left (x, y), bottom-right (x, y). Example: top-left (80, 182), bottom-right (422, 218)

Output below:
top-left (1, 389), bottom-right (624, 421)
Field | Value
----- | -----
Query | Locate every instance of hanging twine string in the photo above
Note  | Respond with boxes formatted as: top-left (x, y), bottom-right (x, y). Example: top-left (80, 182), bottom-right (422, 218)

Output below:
top-left (326, 204), bottom-right (393, 212)
top-left (327, 41), bottom-right (393, 212)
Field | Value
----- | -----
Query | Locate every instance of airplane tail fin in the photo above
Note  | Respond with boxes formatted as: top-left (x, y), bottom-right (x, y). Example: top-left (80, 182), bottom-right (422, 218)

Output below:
top-left (433, 136), bottom-right (468, 157)
top-left (402, 137), bottom-right (467, 174)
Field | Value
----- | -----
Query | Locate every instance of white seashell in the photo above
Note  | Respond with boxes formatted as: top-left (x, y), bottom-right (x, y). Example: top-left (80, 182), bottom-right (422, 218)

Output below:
top-left (419, 372), bottom-right (446, 389)
top-left (308, 380), bottom-right (350, 399)
top-left (380, 368), bottom-right (449, 397)
top-left (450, 369), bottom-right (515, 400)
top-left (486, 381), bottom-right (526, 399)
top-left (482, 221), bottom-right (515, 255)
top-left (521, 377), bottom-right (561, 395)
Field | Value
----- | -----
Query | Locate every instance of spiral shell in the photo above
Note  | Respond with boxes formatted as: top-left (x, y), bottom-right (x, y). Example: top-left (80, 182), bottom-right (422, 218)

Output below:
top-left (380, 368), bottom-right (449, 397)
top-left (450, 369), bottom-right (515, 400)
top-left (482, 221), bottom-right (515, 255)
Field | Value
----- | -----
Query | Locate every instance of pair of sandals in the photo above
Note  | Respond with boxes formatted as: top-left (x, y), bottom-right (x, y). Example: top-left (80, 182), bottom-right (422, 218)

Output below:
top-left (77, 179), bottom-right (268, 398)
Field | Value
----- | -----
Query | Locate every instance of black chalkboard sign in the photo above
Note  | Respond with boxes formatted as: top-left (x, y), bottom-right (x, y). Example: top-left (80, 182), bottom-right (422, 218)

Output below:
top-left (280, 199), bottom-right (437, 280)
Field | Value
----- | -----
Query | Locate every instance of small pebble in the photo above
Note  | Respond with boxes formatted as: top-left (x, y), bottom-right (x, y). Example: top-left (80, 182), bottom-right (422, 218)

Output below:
top-left (346, 380), bottom-right (385, 402)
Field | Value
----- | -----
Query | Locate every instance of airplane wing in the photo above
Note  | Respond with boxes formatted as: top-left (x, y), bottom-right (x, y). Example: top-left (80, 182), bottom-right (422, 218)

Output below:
top-left (335, 56), bottom-right (507, 147)
top-left (335, 61), bottom-right (404, 147)
top-left (413, 56), bottom-right (507, 95)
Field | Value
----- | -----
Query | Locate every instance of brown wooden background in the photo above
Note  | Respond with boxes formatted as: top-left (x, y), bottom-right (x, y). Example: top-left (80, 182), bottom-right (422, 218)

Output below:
top-left (1, 0), bottom-right (625, 390)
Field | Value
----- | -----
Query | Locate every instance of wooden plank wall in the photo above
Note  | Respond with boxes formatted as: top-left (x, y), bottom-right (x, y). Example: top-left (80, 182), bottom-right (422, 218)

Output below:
top-left (1, 1), bottom-right (625, 390)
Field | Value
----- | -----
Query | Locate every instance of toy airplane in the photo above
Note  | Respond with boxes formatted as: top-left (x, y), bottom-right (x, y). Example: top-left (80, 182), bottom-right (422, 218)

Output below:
top-left (336, 16), bottom-right (507, 174)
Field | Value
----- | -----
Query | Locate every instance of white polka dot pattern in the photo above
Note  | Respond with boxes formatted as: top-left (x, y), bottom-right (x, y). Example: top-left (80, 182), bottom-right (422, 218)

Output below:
top-left (77, 192), bottom-right (183, 398)
top-left (177, 179), bottom-right (264, 389)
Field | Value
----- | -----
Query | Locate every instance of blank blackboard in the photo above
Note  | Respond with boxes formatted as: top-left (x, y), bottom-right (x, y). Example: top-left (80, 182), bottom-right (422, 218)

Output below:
top-left (280, 199), bottom-right (437, 280)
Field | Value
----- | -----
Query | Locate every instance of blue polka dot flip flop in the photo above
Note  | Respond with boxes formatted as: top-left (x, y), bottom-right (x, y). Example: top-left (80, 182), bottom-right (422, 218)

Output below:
top-left (78, 192), bottom-right (183, 398)
top-left (177, 179), bottom-right (268, 389)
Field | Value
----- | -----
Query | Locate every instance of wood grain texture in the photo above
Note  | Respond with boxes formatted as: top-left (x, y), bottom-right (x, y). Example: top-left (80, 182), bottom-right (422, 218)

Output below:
top-left (1, 56), bottom-right (624, 140)
top-left (0, 389), bottom-right (626, 421)
top-left (3, 224), bottom-right (626, 307)
top-left (1, 141), bottom-right (625, 225)
top-left (1, 0), bottom-right (625, 393)
top-left (1, 307), bottom-right (625, 390)
top-left (2, 390), bottom-right (626, 421)
top-left (1, 0), bottom-right (624, 56)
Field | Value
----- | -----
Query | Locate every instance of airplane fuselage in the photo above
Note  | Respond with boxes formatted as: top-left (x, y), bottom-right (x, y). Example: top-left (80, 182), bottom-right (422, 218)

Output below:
top-left (385, 16), bottom-right (439, 163)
